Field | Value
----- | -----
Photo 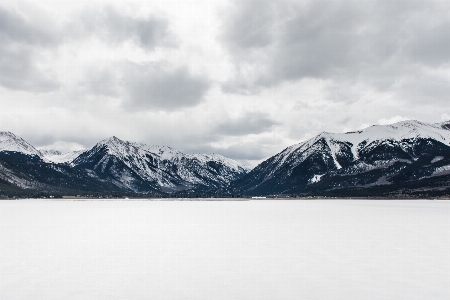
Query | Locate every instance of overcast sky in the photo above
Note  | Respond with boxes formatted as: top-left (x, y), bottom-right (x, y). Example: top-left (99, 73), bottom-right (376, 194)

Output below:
top-left (0, 0), bottom-right (449, 166)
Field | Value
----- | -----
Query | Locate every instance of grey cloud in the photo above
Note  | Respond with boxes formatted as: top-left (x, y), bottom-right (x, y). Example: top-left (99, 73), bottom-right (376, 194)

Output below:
top-left (272, 1), bottom-right (369, 80)
top-left (79, 67), bottom-right (119, 97)
top-left (0, 43), bottom-right (60, 92)
top-left (76, 61), bottom-right (211, 110)
top-left (24, 133), bottom-right (99, 152)
top-left (407, 20), bottom-right (450, 66)
top-left (0, 6), bottom-right (59, 46)
top-left (220, 0), bottom-right (279, 51)
top-left (214, 112), bottom-right (279, 136)
top-left (220, 0), bottom-right (450, 97)
top-left (123, 63), bottom-right (211, 111)
top-left (394, 71), bottom-right (450, 105)
top-left (73, 6), bottom-right (176, 50)
top-left (0, 5), bottom-right (61, 92)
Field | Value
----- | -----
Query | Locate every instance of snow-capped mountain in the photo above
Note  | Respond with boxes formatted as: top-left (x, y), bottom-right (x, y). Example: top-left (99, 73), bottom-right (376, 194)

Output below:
top-left (0, 135), bottom-right (123, 195)
top-left (3, 120), bottom-right (450, 198)
top-left (135, 143), bottom-right (248, 186)
top-left (0, 132), bottom-right (83, 164)
top-left (72, 137), bottom-right (186, 193)
top-left (71, 137), bottom-right (249, 193)
top-left (0, 133), bottom-right (249, 196)
top-left (232, 120), bottom-right (450, 195)
top-left (39, 149), bottom-right (85, 164)
top-left (0, 132), bottom-right (42, 157)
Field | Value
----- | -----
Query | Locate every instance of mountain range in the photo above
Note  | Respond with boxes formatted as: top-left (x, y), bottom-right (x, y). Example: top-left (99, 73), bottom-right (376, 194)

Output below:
top-left (231, 120), bottom-right (450, 197)
top-left (1, 119), bottom-right (450, 198)
top-left (0, 132), bottom-right (248, 197)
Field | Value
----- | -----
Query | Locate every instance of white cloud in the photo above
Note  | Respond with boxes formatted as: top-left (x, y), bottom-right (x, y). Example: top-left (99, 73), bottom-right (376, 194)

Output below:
top-left (377, 116), bottom-right (411, 125)
top-left (37, 141), bottom-right (86, 152)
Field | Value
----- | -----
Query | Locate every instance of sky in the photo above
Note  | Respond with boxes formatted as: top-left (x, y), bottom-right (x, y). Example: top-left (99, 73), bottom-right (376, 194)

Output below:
top-left (0, 0), bottom-right (449, 167)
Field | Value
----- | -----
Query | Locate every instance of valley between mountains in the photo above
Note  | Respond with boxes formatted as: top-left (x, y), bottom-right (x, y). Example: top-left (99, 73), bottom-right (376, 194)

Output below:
top-left (1, 119), bottom-right (450, 198)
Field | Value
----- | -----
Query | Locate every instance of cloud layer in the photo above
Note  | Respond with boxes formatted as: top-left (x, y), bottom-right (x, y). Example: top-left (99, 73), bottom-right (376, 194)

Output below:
top-left (0, 5), bottom-right (61, 92)
top-left (220, 0), bottom-right (450, 104)
top-left (123, 64), bottom-right (211, 111)
top-left (0, 0), bottom-right (449, 167)
top-left (71, 5), bottom-right (176, 50)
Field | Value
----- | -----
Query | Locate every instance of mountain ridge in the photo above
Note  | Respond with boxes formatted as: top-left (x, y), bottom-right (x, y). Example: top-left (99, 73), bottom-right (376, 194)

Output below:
top-left (231, 119), bottom-right (450, 196)
top-left (0, 133), bottom-right (249, 196)
top-left (1, 119), bottom-right (450, 197)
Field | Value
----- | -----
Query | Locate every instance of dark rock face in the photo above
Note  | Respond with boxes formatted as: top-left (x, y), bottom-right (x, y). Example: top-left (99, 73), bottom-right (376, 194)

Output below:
top-left (0, 134), bottom-right (249, 196)
top-left (232, 121), bottom-right (450, 196)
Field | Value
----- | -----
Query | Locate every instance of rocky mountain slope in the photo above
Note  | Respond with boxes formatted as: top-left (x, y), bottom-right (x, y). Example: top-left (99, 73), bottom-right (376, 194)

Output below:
top-left (0, 132), bottom-right (249, 196)
top-left (71, 137), bottom-right (248, 193)
top-left (232, 120), bottom-right (450, 196)
top-left (2, 119), bottom-right (450, 198)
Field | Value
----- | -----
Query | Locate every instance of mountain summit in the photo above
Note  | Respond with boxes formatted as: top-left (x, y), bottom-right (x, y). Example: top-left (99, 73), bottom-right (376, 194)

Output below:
top-left (0, 132), bottom-right (42, 157)
top-left (232, 120), bottom-right (450, 196)
top-left (72, 136), bottom-right (249, 193)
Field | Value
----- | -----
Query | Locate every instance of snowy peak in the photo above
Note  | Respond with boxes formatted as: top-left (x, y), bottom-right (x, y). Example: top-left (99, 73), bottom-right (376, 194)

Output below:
top-left (233, 119), bottom-right (450, 195)
top-left (134, 142), bottom-right (249, 172)
top-left (135, 143), bottom-right (249, 178)
top-left (0, 132), bottom-right (42, 157)
top-left (189, 153), bottom-right (250, 172)
top-left (71, 137), bottom-right (249, 192)
top-left (95, 136), bottom-right (143, 158)
top-left (98, 136), bottom-right (129, 149)
top-left (288, 119), bottom-right (450, 163)
top-left (39, 149), bottom-right (85, 164)
top-left (334, 120), bottom-right (448, 144)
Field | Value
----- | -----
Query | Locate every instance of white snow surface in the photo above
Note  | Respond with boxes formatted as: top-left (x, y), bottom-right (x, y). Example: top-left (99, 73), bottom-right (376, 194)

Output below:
top-left (0, 131), bottom-right (42, 157)
top-left (1, 199), bottom-right (449, 300)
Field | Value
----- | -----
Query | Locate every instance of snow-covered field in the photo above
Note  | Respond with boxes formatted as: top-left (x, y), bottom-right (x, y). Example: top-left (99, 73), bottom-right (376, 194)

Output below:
top-left (1, 199), bottom-right (449, 300)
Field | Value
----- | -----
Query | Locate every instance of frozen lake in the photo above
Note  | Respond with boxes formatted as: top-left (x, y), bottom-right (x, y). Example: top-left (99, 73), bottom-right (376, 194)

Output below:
top-left (1, 199), bottom-right (449, 300)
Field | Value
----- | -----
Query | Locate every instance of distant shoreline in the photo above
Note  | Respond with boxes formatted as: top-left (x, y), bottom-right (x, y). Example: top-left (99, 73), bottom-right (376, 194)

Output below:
top-left (2, 197), bottom-right (449, 201)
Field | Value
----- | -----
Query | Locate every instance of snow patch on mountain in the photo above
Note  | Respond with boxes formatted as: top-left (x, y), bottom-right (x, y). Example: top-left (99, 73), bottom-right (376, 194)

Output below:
top-left (72, 137), bottom-right (249, 192)
top-left (0, 132), bottom-right (42, 157)
top-left (324, 136), bottom-right (342, 169)
top-left (431, 156), bottom-right (444, 163)
top-left (310, 174), bottom-right (324, 184)
top-left (433, 164), bottom-right (450, 176)
top-left (40, 149), bottom-right (85, 164)
top-left (0, 163), bottom-right (35, 189)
